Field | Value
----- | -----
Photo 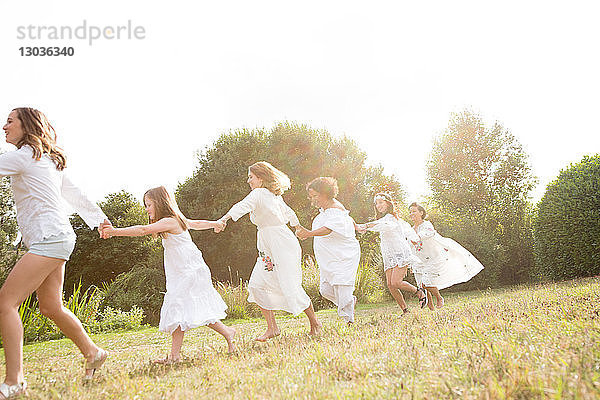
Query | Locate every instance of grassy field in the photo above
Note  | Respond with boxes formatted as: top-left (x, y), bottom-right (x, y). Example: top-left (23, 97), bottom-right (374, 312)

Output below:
top-left (2, 277), bottom-right (599, 399)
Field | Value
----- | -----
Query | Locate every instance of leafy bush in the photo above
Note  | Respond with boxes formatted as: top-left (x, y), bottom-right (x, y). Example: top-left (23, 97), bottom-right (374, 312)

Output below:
top-left (301, 255), bottom-right (334, 311)
top-left (354, 238), bottom-right (387, 303)
top-left (88, 306), bottom-right (145, 333)
top-left (534, 154), bottom-right (600, 280)
top-left (9, 281), bottom-right (147, 344)
top-left (215, 280), bottom-right (261, 319)
top-left (103, 263), bottom-right (166, 325)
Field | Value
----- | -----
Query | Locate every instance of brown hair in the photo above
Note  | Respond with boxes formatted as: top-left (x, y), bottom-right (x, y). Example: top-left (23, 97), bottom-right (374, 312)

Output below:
top-left (409, 202), bottom-right (427, 219)
top-left (306, 177), bottom-right (339, 199)
top-left (374, 192), bottom-right (399, 219)
top-left (13, 107), bottom-right (67, 170)
top-left (249, 161), bottom-right (291, 195)
top-left (143, 186), bottom-right (188, 238)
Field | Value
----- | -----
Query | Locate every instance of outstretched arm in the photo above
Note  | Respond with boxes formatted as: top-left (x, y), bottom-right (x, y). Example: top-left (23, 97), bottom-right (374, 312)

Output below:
top-left (187, 219), bottom-right (226, 232)
top-left (296, 226), bottom-right (332, 240)
top-left (102, 217), bottom-right (180, 238)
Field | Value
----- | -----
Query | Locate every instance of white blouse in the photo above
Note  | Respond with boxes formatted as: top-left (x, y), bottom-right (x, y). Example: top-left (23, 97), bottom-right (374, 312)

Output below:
top-left (0, 146), bottom-right (108, 247)
top-left (227, 187), bottom-right (300, 228)
top-left (367, 214), bottom-right (420, 245)
top-left (312, 208), bottom-right (361, 286)
top-left (366, 213), bottom-right (421, 269)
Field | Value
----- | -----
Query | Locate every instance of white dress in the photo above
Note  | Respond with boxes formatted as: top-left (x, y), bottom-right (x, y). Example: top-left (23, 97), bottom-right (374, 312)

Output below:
top-left (411, 221), bottom-right (484, 290)
top-left (227, 188), bottom-right (311, 315)
top-left (366, 214), bottom-right (421, 271)
top-left (159, 230), bottom-right (227, 334)
top-left (312, 208), bottom-right (361, 323)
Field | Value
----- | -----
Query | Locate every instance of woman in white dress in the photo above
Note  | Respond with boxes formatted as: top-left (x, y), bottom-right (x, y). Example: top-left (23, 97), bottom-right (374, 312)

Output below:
top-left (355, 193), bottom-right (428, 313)
top-left (0, 108), bottom-right (110, 398)
top-left (101, 186), bottom-right (236, 362)
top-left (218, 162), bottom-right (321, 342)
top-left (296, 177), bottom-right (361, 325)
top-left (408, 202), bottom-right (484, 309)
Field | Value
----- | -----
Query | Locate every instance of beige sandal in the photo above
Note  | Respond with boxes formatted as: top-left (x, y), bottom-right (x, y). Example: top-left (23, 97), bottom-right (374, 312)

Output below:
top-left (0, 381), bottom-right (27, 398)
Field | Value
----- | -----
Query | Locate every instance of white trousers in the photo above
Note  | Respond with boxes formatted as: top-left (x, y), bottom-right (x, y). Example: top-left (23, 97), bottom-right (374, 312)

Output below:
top-left (320, 282), bottom-right (356, 323)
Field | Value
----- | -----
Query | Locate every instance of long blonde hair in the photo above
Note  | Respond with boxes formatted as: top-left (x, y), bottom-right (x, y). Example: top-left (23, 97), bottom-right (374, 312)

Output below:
top-left (249, 161), bottom-right (291, 195)
top-left (13, 107), bottom-right (67, 170)
top-left (143, 186), bottom-right (188, 238)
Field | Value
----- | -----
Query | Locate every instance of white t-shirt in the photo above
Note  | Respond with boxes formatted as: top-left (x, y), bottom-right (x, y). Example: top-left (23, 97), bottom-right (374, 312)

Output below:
top-left (0, 145), bottom-right (107, 247)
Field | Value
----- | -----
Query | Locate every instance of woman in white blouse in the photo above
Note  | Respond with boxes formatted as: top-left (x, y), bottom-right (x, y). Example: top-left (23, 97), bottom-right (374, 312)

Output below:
top-left (218, 162), bottom-right (321, 342)
top-left (296, 177), bottom-right (361, 325)
top-left (0, 108), bottom-right (109, 397)
top-left (355, 193), bottom-right (428, 313)
top-left (409, 202), bottom-right (484, 309)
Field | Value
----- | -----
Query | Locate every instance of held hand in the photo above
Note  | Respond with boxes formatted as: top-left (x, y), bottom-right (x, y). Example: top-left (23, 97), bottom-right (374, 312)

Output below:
top-left (213, 220), bottom-right (226, 233)
top-left (295, 226), bottom-right (310, 241)
top-left (99, 219), bottom-right (112, 239)
top-left (355, 223), bottom-right (367, 234)
top-left (100, 220), bottom-right (116, 239)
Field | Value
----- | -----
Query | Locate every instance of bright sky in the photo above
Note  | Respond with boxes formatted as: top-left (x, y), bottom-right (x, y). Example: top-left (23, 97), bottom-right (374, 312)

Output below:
top-left (2, 1), bottom-right (599, 205)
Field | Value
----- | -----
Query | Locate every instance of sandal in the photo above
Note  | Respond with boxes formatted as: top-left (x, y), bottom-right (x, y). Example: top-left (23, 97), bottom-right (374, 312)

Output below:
top-left (416, 287), bottom-right (428, 309)
top-left (84, 348), bottom-right (108, 380)
top-left (0, 381), bottom-right (27, 398)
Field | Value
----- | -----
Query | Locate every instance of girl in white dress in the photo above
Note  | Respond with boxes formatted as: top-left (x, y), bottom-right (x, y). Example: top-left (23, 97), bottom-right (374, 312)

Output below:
top-left (355, 193), bottom-right (428, 313)
top-left (0, 108), bottom-right (109, 398)
top-left (101, 186), bottom-right (235, 362)
top-left (296, 177), bottom-right (361, 325)
top-left (408, 202), bottom-right (484, 309)
top-left (218, 162), bottom-right (321, 342)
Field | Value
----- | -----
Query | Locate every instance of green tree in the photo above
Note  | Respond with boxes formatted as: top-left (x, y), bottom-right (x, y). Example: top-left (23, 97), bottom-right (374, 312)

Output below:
top-left (0, 176), bottom-right (22, 284)
top-left (177, 121), bottom-right (404, 281)
top-left (427, 110), bottom-right (537, 286)
top-left (534, 154), bottom-right (600, 280)
top-left (65, 190), bottom-right (162, 291)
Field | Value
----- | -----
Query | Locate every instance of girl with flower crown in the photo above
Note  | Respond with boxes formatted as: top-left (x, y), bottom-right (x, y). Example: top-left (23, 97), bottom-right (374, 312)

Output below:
top-left (355, 193), bottom-right (428, 313)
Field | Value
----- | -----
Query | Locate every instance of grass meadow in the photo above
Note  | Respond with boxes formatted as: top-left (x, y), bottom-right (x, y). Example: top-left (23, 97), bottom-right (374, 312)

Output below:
top-left (2, 277), bottom-right (599, 399)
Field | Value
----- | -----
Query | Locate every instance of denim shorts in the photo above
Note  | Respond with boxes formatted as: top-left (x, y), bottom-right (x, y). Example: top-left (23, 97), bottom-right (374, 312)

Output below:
top-left (28, 233), bottom-right (77, 261)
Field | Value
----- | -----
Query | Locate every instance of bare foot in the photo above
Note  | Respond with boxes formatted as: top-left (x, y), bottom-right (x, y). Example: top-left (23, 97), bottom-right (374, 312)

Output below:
top-left (308, 322), bottom-right (322, 336)
top-left (84, 348), bottom-right (108, 380)
top-left (152, 355), bottom-right (180, 365)
top-left (436, 296), bottom-right (445, 308)
top-left (224, 327), bottom-right (237, 353)
top-left (427, 292), bottom-right (435, 311)
top-left (255, 330), bottom-right (280, 342)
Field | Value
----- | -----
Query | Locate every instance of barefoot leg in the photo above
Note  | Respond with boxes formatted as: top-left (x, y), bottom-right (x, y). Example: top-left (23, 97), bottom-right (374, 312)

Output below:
top-left (208, 321), bottom-right (237, 352)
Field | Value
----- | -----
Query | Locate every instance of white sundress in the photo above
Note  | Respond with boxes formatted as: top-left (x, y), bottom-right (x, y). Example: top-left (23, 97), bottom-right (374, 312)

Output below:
top-left (366, 214), bottom-right (421, 272)
top-left (159, 230), bottom-right (227, 334)
top-left (227, 187), bottom-right (311, 315)
top-left (411, 220), bottom-right (484, 290)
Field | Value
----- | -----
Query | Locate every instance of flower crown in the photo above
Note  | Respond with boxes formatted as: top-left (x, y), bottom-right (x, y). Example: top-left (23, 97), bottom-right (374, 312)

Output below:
top-left (373, 194), bottom-right (391, 203)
